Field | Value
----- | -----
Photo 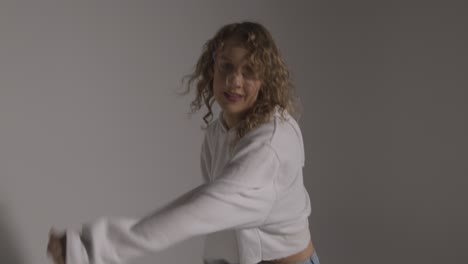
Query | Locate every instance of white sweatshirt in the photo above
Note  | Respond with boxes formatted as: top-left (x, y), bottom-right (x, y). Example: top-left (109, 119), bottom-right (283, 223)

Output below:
top-left (66, 106), bottom-right (312, 264)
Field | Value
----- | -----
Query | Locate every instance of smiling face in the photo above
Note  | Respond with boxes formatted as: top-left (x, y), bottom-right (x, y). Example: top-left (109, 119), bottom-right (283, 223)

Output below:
top-left (212, 41), bottom-right (262, 129)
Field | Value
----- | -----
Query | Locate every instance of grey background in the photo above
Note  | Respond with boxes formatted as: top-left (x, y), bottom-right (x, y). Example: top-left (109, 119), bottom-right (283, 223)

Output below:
top-left (0, 1), bottom-right (466, 264)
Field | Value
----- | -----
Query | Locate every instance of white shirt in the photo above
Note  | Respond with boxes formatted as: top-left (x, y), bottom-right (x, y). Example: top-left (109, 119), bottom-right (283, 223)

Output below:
top-left (66, 107), bottom-right (312, 264)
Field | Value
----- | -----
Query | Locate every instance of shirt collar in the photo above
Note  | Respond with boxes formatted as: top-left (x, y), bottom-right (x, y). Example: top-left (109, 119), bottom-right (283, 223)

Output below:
top-left (218, 110), bottom-right (237, 134)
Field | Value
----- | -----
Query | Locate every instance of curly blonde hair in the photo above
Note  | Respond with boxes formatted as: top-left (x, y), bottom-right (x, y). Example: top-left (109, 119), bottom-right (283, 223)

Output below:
top-left (179, 21), bottom-right (302, 147)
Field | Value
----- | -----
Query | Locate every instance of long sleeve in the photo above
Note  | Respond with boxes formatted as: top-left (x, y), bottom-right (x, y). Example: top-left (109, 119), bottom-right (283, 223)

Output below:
top-left (66, 141), bottom-right (280, 264)
top-left (200, 132), bottom-right (212, 183)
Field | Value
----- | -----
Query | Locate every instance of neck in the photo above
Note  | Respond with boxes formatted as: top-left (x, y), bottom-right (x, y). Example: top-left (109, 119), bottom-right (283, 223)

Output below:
top-left (222, 112), bottom-right (242, 130)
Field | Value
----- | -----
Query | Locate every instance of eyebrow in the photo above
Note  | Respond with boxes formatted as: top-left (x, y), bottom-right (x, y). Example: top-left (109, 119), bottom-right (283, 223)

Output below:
top-left (218, 55), bottom-right (251, 66)
top-left (219, 55), bottom-right (232, 61)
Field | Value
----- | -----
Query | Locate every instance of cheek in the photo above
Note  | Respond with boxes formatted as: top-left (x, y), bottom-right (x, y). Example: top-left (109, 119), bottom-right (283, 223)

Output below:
top-left (213, 73), bottom-right (225, 91)
top-left (245, 83), bottom-right (262, 101)
top-left (212, 76), bottom-right (221, 94)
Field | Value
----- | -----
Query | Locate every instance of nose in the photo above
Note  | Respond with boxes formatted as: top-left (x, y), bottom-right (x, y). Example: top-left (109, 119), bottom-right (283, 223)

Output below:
top-left (226, 70), bottom-right (243, 88)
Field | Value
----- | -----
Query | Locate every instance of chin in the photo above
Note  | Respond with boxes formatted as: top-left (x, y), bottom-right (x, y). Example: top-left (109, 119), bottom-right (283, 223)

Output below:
top-left (222, 105), bottom-right (244, 114)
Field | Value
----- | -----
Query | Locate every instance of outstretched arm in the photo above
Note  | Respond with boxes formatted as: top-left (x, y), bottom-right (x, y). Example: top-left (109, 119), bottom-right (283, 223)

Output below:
top-left (65, 141), bottom-right (279, 264)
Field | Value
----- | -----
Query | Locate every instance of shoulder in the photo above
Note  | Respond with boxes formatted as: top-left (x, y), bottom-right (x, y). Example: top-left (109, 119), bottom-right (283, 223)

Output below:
top-left (237, 107), bottom-right (304, 154)
top-left (269, 109), bottom-right (305, 167)
top-left (246, 107), bottom-right (304, 167)
top-left (269, 109), bottom-right (304, 151)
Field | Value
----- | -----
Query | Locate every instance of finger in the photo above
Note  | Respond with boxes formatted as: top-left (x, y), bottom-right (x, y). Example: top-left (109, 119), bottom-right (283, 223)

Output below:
top-left (52, 255), bottom-right (61, 264)
top-left (47, 240), bottom-right (55, 255)
top-left (51, 247), bottom-right (63, 261)
top-left (48, 238), bottom-right (61, 256)
top-left (47, 236), bottom-right (57, 250)
top-left (54, 253), bottom-right (65, 264)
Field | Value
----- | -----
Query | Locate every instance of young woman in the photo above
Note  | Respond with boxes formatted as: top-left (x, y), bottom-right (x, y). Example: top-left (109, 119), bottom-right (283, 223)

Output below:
top-left (48, 21), bottom-right (319, 264)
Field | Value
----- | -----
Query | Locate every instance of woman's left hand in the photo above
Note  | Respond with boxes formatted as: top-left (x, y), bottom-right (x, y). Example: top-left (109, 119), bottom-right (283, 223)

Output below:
top-left (47, 228), bottom-right (66, 264)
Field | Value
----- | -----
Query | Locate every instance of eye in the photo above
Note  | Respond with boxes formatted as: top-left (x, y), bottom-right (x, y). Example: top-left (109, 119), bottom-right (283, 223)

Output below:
top-left (242, 66), bottom-right (258, 80)
top-left (218, 61), bottom-right (234, 73)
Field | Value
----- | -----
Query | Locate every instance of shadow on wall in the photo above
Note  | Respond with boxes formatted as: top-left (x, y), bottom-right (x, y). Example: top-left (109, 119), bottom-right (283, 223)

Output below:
top-left (0, 204), bottom-right (25, 264)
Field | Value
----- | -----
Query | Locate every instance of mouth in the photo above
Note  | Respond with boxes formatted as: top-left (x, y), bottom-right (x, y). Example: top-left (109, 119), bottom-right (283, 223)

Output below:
top-left (224, 92), bottom-right (243, 102)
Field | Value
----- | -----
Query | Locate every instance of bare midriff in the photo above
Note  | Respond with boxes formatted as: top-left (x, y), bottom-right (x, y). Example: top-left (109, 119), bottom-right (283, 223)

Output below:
top-left (262, 240), bottom-right (314, 264)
